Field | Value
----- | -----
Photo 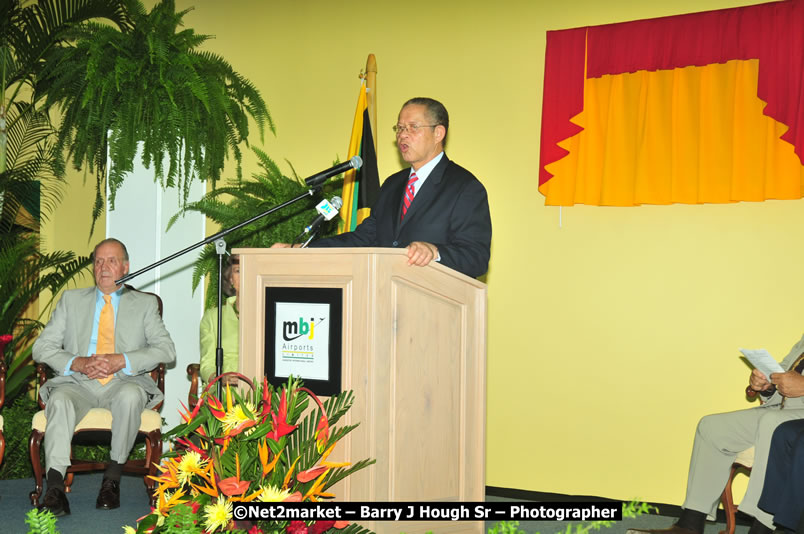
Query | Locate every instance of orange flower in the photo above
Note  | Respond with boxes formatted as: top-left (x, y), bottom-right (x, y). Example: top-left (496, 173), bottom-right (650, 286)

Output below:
top-left (149, 458), bottom-right (180, 490)
top-left (303, 469), bottom-right (335, 502)
top-left (218, 476), bottom-right (251, 497)
top-left (258, 439), bottom-right (281, 478)
top-left (283, 456), bottom-right (301, 489)
top-left (284, 491), bottom-right (303, 502)
top-left (218, 453), bottom-right (253, 497)
top-left (189, 461), bottom-right (218, 497)
top-left (297, 442), bottom-right (350, 483)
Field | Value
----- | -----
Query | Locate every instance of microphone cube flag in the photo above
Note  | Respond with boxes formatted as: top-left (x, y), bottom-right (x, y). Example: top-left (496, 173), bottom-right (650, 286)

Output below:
top-left (316, 198), bottom-right (339, 221)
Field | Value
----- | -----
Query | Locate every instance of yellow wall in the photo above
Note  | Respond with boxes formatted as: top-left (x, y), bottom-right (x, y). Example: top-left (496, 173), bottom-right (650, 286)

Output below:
top-left (46, 0), bottom-right (799, 505)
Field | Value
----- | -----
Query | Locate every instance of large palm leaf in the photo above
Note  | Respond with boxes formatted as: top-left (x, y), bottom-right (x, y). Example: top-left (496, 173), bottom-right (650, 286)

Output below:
top-left (0, 228), bottom-right (91, 400)
top-left (0, 0), bottom-right (127, 401)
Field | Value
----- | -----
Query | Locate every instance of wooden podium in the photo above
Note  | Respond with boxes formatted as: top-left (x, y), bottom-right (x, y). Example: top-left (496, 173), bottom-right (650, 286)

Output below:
top-left (235, 247), bottom-right (487, 534)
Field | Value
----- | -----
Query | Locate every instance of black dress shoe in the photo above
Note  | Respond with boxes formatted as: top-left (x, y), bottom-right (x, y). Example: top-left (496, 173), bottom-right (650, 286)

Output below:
top-left (95, 478), bottom-right (120, 510)
top-left (38, 486), bottom-right (70, 517)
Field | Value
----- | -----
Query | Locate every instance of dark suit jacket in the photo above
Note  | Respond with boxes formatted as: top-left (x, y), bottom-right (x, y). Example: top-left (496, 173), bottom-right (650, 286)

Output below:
top-left (312, 155), bottom-right (492, 278)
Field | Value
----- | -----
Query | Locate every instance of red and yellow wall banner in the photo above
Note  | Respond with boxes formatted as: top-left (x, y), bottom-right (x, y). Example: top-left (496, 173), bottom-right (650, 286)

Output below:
top-left (539, 0), bottom-right (804, 206)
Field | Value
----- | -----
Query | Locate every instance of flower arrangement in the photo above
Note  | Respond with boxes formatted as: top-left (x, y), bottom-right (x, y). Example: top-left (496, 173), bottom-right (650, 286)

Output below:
top-left (129, 374), bottom-right (375, 534)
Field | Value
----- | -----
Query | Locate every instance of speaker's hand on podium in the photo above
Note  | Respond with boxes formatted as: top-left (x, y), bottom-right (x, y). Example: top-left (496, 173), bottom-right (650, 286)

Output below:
top-left (407, 241), bottom-right (438, 267)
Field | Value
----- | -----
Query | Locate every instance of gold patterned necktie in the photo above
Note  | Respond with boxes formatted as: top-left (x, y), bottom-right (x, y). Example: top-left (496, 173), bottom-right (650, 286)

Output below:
top-left (96, 294), bottom-right (114, 385)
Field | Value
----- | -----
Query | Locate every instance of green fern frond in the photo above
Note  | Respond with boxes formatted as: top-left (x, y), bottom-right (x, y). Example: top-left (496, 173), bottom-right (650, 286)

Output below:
top-left (34, 0), bottom-right (272, 230)
top-left (24, 507), bottom-right (60, 534)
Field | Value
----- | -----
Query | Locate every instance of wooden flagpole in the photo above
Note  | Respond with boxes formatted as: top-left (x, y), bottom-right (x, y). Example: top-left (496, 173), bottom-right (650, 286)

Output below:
top-left (365, 54), bottom-right (378, 156)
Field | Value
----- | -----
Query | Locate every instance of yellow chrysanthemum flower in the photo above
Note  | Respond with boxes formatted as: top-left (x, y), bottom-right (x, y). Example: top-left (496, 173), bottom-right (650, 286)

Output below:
top-left (122, 526), bottom-right (137, 534)
top-left (221, 401), bottom-right (257, 434)
top-left (176, 451), bottom-right (206, 486)
top-left (203, 495), bottom-right (233, 533)
top-left (257, 484), bottom-right (291, 502)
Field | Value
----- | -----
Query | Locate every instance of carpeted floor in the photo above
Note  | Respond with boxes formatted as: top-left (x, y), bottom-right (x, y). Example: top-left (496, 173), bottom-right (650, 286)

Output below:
top-left (0, 476), bottom-right (750, 534)
top-left (0, 473), bottom-right (152, 534)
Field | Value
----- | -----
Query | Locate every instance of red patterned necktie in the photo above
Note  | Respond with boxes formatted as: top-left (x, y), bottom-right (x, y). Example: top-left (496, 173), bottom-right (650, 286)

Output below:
top-left (401, 172), bottom-right (418, 221)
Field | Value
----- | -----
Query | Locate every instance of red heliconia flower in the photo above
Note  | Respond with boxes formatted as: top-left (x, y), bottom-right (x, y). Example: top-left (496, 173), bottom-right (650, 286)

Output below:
top-left (178, 397), bottom-right (205, 424)
top-left (248, 526), bottom-right (264, 534)
top-left (205, 396), bottom-right (227, 419)
top-left (269, 389), bottom-right (297, 441)
top-left (175, 437), bottom-right (209, 459)
top-left (260, 376), bottom-right (272, 421)
top-left (0, 334), bottom-right (12, 352)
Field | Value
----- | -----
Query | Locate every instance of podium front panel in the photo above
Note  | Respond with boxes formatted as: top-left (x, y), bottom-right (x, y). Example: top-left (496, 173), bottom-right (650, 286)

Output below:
top-left (235, 248), bottom-right (486, 534)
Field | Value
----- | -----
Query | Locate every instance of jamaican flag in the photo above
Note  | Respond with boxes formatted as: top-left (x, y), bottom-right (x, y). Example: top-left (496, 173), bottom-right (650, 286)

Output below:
top-left (339, 80), bottom-right (380, 233)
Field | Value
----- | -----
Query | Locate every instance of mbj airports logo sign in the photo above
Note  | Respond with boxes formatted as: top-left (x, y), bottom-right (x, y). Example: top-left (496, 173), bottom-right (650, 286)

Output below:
top-left (274, 302), bottom-right (330, 381)
top-left (282, 317), bottom-right (320, 342)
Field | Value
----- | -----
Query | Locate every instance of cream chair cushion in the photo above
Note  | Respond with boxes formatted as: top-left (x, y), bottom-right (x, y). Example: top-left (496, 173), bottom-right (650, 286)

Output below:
top-left (32, 408), bottom-right (161, 433)
top-left (734, 446), bottom-right (755, 468)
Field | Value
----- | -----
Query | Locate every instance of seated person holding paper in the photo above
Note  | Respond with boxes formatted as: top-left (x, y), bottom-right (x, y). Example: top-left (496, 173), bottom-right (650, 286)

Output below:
top-left (199, 254), bottom-right (240, 386)
top-left (627, 335), bottom-right (804, 534)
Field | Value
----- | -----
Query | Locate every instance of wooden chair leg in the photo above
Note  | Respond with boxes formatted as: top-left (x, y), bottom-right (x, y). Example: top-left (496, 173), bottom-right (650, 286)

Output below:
top-left (144, 430), bottom-right (162, 507)
top-left (719, 464), bottom-right (744, 534)
top-left (64, 472), bottom-right (75, 493)
top-left (28, 430), bottom-right (45, 506)
top-left (0, 430), bottom-right (5, 466)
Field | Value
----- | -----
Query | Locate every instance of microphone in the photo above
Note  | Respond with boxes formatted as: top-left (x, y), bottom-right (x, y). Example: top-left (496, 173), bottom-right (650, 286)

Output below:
top-left (304, 156), bottom-right (363, 187)
top-left (302, 196), bottom-right (343, 236)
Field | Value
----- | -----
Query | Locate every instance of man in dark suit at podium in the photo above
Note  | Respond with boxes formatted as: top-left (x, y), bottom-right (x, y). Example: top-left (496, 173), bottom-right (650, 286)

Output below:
top-left (274, 97), bottom-right (492, 279)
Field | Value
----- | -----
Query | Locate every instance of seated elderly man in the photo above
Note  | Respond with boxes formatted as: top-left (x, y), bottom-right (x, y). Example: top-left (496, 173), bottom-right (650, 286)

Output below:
top-left (756, 418), bottom-right (804, 533)
top-left (32, 238), bottom-right (176, 516)
top-left (627, 335), bottom-right (804, 534)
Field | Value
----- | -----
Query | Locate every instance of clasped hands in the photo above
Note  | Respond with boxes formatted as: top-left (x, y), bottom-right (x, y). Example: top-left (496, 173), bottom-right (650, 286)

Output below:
top-left (71, 353), bottom-right (126, 380)
top-left (749, 367), bottom-right (804, 398)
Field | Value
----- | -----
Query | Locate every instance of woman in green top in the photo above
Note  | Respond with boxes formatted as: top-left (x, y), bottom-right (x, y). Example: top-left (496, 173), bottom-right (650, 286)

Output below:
top-left (199, 254), bottom-right (240, 385)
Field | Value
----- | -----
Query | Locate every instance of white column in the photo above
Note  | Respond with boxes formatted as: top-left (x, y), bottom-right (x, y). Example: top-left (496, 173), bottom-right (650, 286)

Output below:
top-left (107, 162), bottom-right (205, 432)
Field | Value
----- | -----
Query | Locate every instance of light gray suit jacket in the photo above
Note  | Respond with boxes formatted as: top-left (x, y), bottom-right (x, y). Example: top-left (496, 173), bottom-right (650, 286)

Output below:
top-left (33, 286), bottom-right (176, 409)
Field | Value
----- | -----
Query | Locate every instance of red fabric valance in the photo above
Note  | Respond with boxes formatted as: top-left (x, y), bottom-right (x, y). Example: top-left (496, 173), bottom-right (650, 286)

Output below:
top-left (540, 0), bottom-right (804, 187)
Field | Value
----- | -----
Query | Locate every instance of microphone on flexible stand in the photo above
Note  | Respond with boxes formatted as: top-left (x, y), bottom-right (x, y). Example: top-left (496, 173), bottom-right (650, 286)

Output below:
top-left (303, 157), bottom-right (363, 188)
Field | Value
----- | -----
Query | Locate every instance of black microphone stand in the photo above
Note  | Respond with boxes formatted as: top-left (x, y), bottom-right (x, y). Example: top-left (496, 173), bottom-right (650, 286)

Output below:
top-left (115, 186), bottom-right (323, 398)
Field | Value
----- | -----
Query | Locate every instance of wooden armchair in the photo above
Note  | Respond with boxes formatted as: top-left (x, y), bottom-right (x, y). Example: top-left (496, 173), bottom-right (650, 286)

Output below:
top-left (187, 363), bottom-right (201, 410)
top-left (28, 287), bottom-right (166, 507)
top-left (719, 386), bottom-right (761, 534)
